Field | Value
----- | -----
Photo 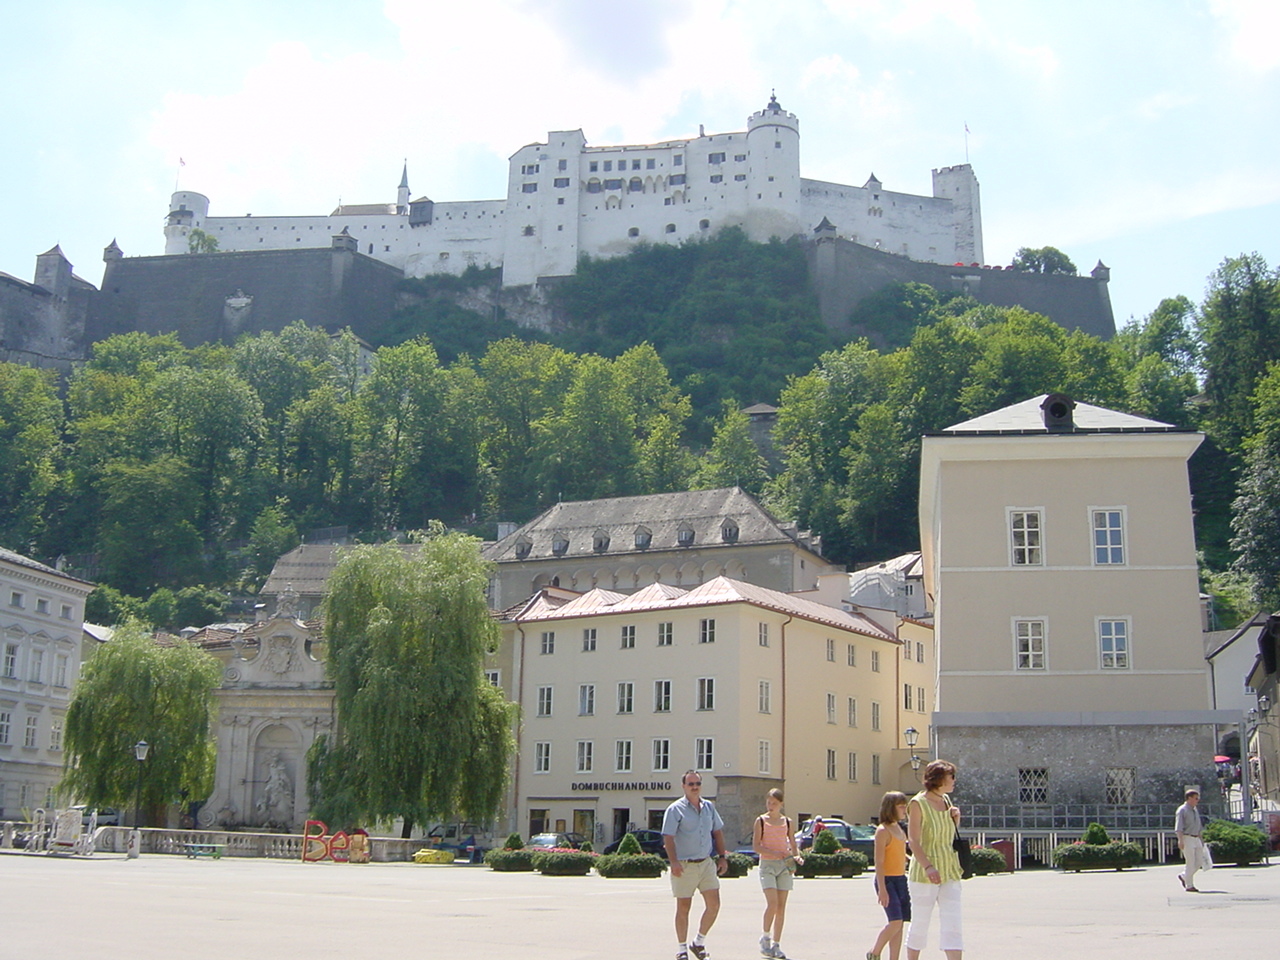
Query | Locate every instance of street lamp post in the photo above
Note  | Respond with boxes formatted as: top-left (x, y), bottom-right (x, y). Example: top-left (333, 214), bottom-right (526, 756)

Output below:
top-left (904, 726), bottom-right (922, 772)
top-left (129, 740), bottom-right (149, 859)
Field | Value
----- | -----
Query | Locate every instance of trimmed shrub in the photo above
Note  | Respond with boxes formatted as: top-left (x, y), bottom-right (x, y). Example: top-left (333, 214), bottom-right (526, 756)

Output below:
top-left (413, 847), bottom-right (456, 864)
top-left (811, 827), bottom-right (841, 855)
top-left (580, 840), bottom-right (593, 853)
top-left (1204, 821), bottom-right (1268, 865)
top-left (484, 848), bottom-right (536, 871)
top-left (970, 846), bottom-right (1009, 875)
top-left (1081, 822), bottom-right (1111, 845)
top-left (504, 832), bottom-right (525, 850)
top-left (1051, 840), bottom-right (1143, 872)
top-left (616, 832), bottom-right (644, 855)
top-left (595, 852), bottom-right (667, 878)
top-left (723, 852), bottom-right (756, 878)
top-left (796, 849), bottom-right (868, 878)
top-left (532, 849), bottom-right (596, 875)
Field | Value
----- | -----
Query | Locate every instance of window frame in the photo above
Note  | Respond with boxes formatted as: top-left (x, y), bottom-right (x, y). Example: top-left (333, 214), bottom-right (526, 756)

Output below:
top-left (758, 679), bottom-right (771, 714)
top-left (576, 740), bottom-right (594, 773)
top-left (1009, 508), bottom-right (1045, 566)
top-left (536, 685), bottom-right (553, 717)
top-left (534, 741), bottom-right (551, 773)
top-left (1098, 617), bottom-right (1131, 670)
top-left (1090, 507), bottom-right (1127, 566)
top-left (697, 677), bottom-right (715, 711)
top-left (578, 683), bottom-right (596, 716)
top-left (652, 737), bottom-right (670, 772)
top-left (654, 679), bottom-right (672, 713)
top-left (617, 681), bottom-right (634, 715)
top-left (695, 737), bottom-right (714, 771)
top-left (1014, 618), bottom-right (1048, 671)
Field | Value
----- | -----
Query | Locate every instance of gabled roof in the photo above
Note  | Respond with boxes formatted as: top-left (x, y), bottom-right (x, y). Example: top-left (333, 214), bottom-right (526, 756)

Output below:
top-left (504, 575), bottom-right (896, 641)
top-left (483, 487), bottom-right (821, 563)
top-left (0, 545), bottom-right (93, 585)
top-left (934, 394), bottom-right (1189, 435)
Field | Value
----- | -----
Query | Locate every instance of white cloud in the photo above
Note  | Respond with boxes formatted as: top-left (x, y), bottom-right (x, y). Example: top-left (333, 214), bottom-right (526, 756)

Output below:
top-left (1210, 0), bottom-right (1280, 74)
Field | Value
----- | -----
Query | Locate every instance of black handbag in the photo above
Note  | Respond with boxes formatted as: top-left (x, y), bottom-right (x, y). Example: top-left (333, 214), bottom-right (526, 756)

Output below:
top-left (945, 797), bottom-right (973, 879)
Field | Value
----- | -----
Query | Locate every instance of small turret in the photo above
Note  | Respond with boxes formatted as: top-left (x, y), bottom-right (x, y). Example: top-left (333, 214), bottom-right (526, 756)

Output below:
top-left (1091, 260), bottom-right (1111, 283)
top-left (331, 226), bottom-right (358, 253)
top-left (397, 162), bottom-right (410, 215)
top-left (34, 245), bottom-right (72, 301)
top-left (103, 239), bottom-right (123, 263)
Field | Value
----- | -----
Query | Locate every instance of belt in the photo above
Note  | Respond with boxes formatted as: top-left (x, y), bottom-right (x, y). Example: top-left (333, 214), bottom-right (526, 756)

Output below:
top-left (1185, 834), bottom-right (1201, 838)
top-left (684, 857), bottom-right (707, 863)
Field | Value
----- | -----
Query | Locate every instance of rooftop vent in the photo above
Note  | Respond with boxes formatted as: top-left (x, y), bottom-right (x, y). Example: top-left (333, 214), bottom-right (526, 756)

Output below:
top-left (1041, 393), bottom-right (1076, 431)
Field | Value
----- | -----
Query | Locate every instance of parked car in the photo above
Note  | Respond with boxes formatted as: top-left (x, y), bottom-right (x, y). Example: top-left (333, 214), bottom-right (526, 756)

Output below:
top-left (528, 832), bottom-right (580, 850)
top-left (798, 817), bottom-right (859, 851)
top-left (602, 828), bottom-right (668, 857)
top-left (72, 806), bottom-right (121, 827)
top-left (425, 821), bottom-right (493, 856)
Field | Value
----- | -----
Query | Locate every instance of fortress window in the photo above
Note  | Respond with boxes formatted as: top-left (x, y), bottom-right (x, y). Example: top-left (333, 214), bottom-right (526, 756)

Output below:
top-left (628, 178), bottom-right (643, 192)
top-left (775, 141), bottom-right (781, 148)
top-left (709, 152), bottom-right (725, 163)
top-left (522, 183), bottom-right (538, 193)
top-left (710, 175), bottom-right (723, 183)
top-left (590, 161), bottom-right (599, 172)
top-left (628, 227), bottom-right (639, 237)
top-left (554, 177), bottom-right (570, 187)
top-left (767, 176), bottom-right (774, 182)
top-left (368, 244), bottom-right (373, 253)
top-left (734, 174), bottom-right (745, 181)
top-left (632, 160), bottom-right (642, 170)
top-left (604, 160), bottom-right (613, 171)
top-left (735, 154), bottom-right (746, 162)
top-left (674, 155), bottom-right (683, 166)
top-left (699, 219), bottom-right (710, 230)
top-left (665, 224), bottom-right (676, 233)
top-left (604, 179), bottom-right (622, 190)
top-left (664, 198), bottom-right (673, 205)
top-left (647, 158), bottom-right (656, 169)
top-left (558, 159), bottom-right (567, 171)
top-left (522, 226), bottom-right (535, 236)
top-left (587, 179), bottom-right (602, 193)
top-left (669, 174), bottom-right (686, 186)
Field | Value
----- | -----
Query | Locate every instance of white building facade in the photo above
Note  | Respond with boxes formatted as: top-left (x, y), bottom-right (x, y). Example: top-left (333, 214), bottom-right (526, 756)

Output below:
top-left (165, 96), bottom-right (982, 288)
top-left (0, 548), bottom-right (93, 819)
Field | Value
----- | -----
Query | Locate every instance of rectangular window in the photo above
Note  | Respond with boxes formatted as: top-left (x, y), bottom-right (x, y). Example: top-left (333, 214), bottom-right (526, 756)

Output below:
top-left (29, 649), bottom-right (43, 684)
top-left (521, 182), bottom-right (538, 193)
top-left (9, 592), bottom-right (23, 608)
top-left (871, 701), bottom-right (881, 731)
top-left (582, 628), bottom-right (597, 652)
top-left (658, 622), bottom-right (673, 647)
top-left (54, 655), bottom-right (69, 688)
top-left (903, 684), bottom-right (913, 711)
top-left (604, 178), bottom-right (622, 190)
top-left (695, 737), bottom-right (714, 770)
top-left (534, 742), bottom-right (551, 773)
top-left (0, 711), bottom-right (10, 745)
top-left (653, 738), bottom-right (670, 772)
top-left (579, 683), bottom-right (596, 716)
top-left (589, 161), bottom-right (598, 172)
top-left (537, 685), bottom-right (553, 717)
top-left (615, 739), bottom-right (633, 773)
top-left (758, 739), bottom-right (771, 774)
top-left (697, 677), bottom-right (715, 711)
top-left (654, 679), bottom-right (671, 713)
top-left (25, 715), bottom-right (38, 748)
top-left (848, 752), bottom-right (858, 781)
top-left (871, 650), bottom-right (880, 673)
top-left (603, 160), bottom-right (613, 171)
top-left (826, 638), bottom-right (835, 661)
top-left (709, 152), bottom-right (726, 163)
top-left (36, 598), bottom-right (49, 615)
top-left (3, 644), bottom-right (16, 678)
top-left (847, 644), bottom-right (856, 667)
top-left (759, 680), bottom-right (771, 714)
top-left (617, 681), bottom-right (634, 714)
top-left (49, 719), bottom-right (63, 752)
top-left (1015, 620), bottom-right (1047, 670)
top-left (521, 163), bottom-right (540, 175)
top-left (1019, 767), bottom-right (1049, 803)
top-left (553, 177), bottom-right (570, 188)
top-left (60, 604), bottom-right (73, 620)
top-left (918, 686), bottom-right (926, 713)
top-left (1092, 509), bottom-right (1125, 564)
top-left (847, 697), bottom-right (857, 727)
top-left (826, 693), bottom-right (837, 724)
top-left (674, 155), bottom-right (683, 166)
top-left (735, 154), bottom-right (746, 162)
top-left (903, 642), bottom-right (913, 661)
top-left (699, 619), bottom-right (716, 644)
top-left (558, 159), bottom-right (567, 171)
top-left (710, 174), bottom-right (723, 183)
top-left (1011, 510), bottom-right (1043, 565)
top-left (1105, 767), bottom-right (1136, 804)
top-left (484, 669), bottom-right (501, 687)
top-left (668, 173), bottom-right (686, 185)
top-left (872, 754), bottom-right (882, 784)
top-left (540, 631), bottom-right (555, 655)
top-left (576, 740), bottom-right (594, 773)
top-left (759, 623), bottom-right (769, 647)
top-left (1099, 620), bottom-right (1130, 669)
top-left (916, 641), bottom-right (925, 663)
top-left (621, 625), bottom-right (636, 649)
top-left (826, 748), bottom-right (837, 780)
top-left (647, 158), bottom-right (655, 169)
top-left (734, 173), bottom-right (746, 181)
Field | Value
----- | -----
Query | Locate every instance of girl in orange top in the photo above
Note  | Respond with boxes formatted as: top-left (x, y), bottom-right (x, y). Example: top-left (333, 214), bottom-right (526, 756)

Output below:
top-left (867, 791), bottom-right (911, 960)
top-left (752, 788), bottom-right (803, 959)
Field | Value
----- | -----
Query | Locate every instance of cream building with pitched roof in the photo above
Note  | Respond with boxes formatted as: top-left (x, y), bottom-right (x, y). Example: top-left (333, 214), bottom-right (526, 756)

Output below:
top-left (490, 576), bottom-right (927, 848)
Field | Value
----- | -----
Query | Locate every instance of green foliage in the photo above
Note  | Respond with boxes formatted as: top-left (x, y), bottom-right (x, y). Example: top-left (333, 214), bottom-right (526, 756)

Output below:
top-left (0, 362), bottom-right (63, 546)
top-left (723, 851), bottom-right (756, 878)
top-left (1081, 822), bottom-right (1111, 845)
top-left (594, 852), bottom-right (667, 877)
top-left (1051, 839), bottom-right (1144, 871)
top-left (796, 849), bottom-right (868, 877)
top-left (247, 501), bottom-right (300, 585)
top-left (531, 849), bottom-right (596, 875)
top-left (381, 278), bottom-right (538, 361)
top-left (504, 832), bottom-right (525, 849)
top-left (691, 400), bottom-right (769, 497)
top-left (812, 825), bottom-right (842, 854)
top-left (616, 831), bottom-right (643, 855)
top-left (61, 621), bottom-right (221, 821)
top-left (85, 585), bottom-right (142, 627)
top-left (307, 531), bottom-right (516, 833)
top-left (484, 847), bottom-right (536, 871)
top-left (847, 281), bottom-right (944, 351)
top-left (1203, 820), bottom-right (1268, 865)
top-left (187, 228), bottom-right (220, 254)
top-left (969, 846), bottom-right (1010, 875)
top-left (1010, 246), bottom-right (1077, 276)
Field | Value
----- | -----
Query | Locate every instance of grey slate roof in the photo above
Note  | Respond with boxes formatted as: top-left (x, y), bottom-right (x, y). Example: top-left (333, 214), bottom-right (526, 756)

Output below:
top-left (481, 487), bottom-right (820, 563)
top-left (935, 394), bottom-right (1188, 435)
top-left (0, 545), bottom-right (93, 584)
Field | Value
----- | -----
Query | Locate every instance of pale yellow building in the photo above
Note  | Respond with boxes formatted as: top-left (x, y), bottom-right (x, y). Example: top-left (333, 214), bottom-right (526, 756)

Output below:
top-left (491, 576), bottom-right (923, 848)
top-left (919, 394), bottom-right (1236, 815)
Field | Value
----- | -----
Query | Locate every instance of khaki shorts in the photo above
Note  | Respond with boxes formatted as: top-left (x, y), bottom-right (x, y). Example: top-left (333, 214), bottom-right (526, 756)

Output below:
top-left (670, 857), bottom-right (721, 898)
top-left (758, 857), bottom-right (795, 891)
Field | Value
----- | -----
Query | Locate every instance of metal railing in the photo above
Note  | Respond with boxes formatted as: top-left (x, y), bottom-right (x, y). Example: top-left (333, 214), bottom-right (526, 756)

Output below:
top-left (963, 802), bottom-right (1215, 833)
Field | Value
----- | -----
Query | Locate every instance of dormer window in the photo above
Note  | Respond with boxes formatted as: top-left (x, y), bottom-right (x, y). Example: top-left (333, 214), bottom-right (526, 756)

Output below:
top-left (677, 525), bottom-right (695, 547)
top-left (721, 521), bottom-right (739, 543)
top-left (635, 526), bottom-right (652, 550)
top-left (514, 539), bottom-right (532, 560)
top-left (552, 537), bottom-right (570, 556)
top-left (593, 530), bottom-right (611, 553)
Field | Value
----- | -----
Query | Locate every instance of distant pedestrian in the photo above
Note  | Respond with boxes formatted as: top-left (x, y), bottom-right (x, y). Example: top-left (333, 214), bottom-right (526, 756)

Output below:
top-left (662, 770), bottom-right (730, 960)
top-left (906, 759), bottom-right (964, 960)
top-left (867, 791), bottom-right (911, 960)
top-left (752, 788), bottom-right (804, 959)
top-left (1175, 788), bottom-right (1209, 892)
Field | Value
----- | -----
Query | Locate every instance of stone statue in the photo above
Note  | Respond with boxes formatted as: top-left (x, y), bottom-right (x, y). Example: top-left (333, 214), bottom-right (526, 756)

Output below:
top-left (256, 752), bottom-right (294, 825)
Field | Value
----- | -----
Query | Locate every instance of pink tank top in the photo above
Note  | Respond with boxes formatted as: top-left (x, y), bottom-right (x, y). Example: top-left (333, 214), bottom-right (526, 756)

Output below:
top-left (758, 817), bottom-right (791, 860)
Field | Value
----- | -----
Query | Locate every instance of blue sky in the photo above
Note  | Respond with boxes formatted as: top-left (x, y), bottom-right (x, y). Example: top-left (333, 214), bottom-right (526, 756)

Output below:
top-left (2, 0), bottom-right (1276, 328)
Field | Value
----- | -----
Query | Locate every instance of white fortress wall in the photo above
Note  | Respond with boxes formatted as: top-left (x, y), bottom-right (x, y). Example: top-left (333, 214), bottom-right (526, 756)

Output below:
top-left (404, 198), bottom-right (507, 277)
top-left (801, 180), bottom-right (962, 263)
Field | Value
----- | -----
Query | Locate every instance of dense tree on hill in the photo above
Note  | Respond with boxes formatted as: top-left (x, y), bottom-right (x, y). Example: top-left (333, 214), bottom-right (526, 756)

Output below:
top-left (0, 363), bottom-right (62, 546)
top-left (691, 400), bottom-right (769, 497)
top-left (847, 281), bottom-right (946, 351)
top-left (1009, 246), bottom-right (1077, 275)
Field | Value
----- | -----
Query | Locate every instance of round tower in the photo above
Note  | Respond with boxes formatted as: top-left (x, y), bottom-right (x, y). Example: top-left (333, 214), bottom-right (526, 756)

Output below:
top-left (745, 93), bottom-right (802, 242)
top-left (164, 191), bottom-right (210, 255)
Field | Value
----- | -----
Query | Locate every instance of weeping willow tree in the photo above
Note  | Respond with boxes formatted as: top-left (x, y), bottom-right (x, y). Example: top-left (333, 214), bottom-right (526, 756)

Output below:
top-left (308, 526), bottom-right (516, 835)
top-left (62, 621), bottom-right (221, 823)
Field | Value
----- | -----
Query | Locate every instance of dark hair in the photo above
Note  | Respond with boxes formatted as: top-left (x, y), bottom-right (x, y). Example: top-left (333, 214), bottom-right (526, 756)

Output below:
top-left (922, 759), bottom-right (957, 791)
top-left (682, 769), bottom-right (702, 785)
top-left (878, 791), bottom-right (909, 824)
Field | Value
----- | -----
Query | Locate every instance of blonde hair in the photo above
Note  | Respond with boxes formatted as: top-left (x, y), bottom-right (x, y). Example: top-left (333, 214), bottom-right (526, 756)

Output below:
top-left (878, 791), bottom-right (909, 824)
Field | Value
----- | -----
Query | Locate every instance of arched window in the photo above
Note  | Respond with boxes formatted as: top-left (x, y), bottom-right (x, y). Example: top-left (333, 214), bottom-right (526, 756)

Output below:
top-left (628, 227), bottom-right (639, 238)
top-left (699, 219), bottom-right (710, 230)
top-left (629, 178), bottom-right (643, 193)
top-left (587, 178), bottom-right (603, 194)
top-left (665, 223), bottom-right (676, 233)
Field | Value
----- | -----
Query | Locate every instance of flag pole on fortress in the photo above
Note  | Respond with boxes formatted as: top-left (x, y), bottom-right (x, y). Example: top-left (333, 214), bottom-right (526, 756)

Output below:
top-left (175, 157), bottom-right (186, 193)
top-left (964, 123), bottom-right (970, 164)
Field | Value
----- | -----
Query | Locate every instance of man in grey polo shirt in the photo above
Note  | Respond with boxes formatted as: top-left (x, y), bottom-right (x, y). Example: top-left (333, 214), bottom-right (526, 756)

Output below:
top-left (1175, 787), bottom-right (1209, 891)
top-left (662, 770), bottom-right (729, 960)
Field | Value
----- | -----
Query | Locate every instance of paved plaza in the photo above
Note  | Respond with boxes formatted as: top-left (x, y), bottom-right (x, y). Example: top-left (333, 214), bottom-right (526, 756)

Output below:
top-left (0, 851), bottom-right (1275, 960)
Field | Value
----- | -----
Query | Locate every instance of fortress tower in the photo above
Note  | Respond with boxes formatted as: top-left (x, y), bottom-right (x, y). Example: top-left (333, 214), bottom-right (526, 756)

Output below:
top-left (931, 165), bottom-right (983, 264)
top-left (164, 191), bottom-right (211, 255)
top-left (744, 93), bottom-right (803, 242)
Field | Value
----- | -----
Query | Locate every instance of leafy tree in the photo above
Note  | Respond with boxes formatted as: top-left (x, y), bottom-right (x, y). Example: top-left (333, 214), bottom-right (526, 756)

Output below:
top-left (61, 621), bottom-right (221, 823)
top-left (247, 500), bottom-right (300, 585)
top-left (1009, 246), bottom-right (1077, 275)
top-left (142, 588), bottom-right (178, 630)
top-left (188, 228), bottom-right (220, 254)
top-left (847, 281), bottom-right (943, 351)
top-left (98, 457), bottom-right (204, 595)
top-left (173, 585), bottom-right (230, 629)
top-left (1115, 295), bottom-right (1199, 376)
top-left (84, 585), bottom-right (143, 627)
top-left (0, 363), bottom-right (63, 546)
top-left (691, 400), bottom-right (769, 497)
top-left (839, 403), bottom-right (913, 552)
top-left (307, 530), bottom-right (516, 834)
top-left (1229, 442), bottom-right (1280, 609)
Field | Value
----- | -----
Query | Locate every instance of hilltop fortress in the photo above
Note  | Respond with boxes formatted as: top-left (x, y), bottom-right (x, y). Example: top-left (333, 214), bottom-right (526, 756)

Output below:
top-left (164, 95), bottom-right (984, 288)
